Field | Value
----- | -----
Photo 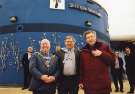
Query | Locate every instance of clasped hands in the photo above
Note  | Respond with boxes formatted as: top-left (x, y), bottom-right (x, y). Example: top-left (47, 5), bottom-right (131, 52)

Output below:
top-left (41, 75), bottom-right (55, 83)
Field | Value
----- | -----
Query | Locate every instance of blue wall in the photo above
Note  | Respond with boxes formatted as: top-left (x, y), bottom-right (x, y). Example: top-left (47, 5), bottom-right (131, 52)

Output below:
top-left (0, 0), bottom-right (110, 84)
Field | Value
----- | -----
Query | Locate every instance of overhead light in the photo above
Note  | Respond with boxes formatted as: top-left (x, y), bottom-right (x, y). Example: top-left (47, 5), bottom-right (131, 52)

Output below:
top-left (84, 20), bottom-right (92, 27)
top-left (10, 16), bottom-right (18, 23)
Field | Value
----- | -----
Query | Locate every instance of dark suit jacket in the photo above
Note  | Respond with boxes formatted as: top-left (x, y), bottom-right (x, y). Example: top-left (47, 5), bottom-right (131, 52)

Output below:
top-left (22, 53), bottom-right (29, 73)
top-left (111, 57), bottom-right (125, 74)
top-left (29, 52), bottom-right (59, 92)
top-left (125, 52), bottom-right (135, 79)
top-left (57, 48), bottom-right (80, 79)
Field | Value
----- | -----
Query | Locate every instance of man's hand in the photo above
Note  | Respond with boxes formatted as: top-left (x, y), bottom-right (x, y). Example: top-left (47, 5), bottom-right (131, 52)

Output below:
top-left (49, 76), bottom-right (55, 82)
top-left (92, 49), bottom-right (102, 56)
top-left (41, 75), bottom-right (51, 83)
top-left (79, 83), bottom-right (84, 89)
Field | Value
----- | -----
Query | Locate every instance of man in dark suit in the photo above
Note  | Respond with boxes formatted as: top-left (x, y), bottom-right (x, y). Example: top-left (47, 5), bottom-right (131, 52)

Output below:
top-left (111, 51), bottom-right (125, 92)
top-left (29, 39), bottom-right (59, 94)
top-left (57, 35), bottom-right (80, 94)
top-left (124, 47), bottom-right (135, 93)
top-left (22, 46), bottom-right (33, 90)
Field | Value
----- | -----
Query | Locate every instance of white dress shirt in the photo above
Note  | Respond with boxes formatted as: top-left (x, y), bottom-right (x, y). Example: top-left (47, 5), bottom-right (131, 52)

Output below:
top-left (63, 48), bottom-right (76, 76)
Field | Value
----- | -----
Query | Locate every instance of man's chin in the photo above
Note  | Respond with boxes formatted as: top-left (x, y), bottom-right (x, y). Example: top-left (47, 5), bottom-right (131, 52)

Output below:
top-left (88, 43), bottom-right (95, 46)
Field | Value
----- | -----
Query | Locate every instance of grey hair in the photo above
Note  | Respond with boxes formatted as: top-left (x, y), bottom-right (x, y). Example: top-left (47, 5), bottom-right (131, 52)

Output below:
top-left (40, 39), bottom-right (50, 46)
top-left (64, 35), bottom-right (76, 43)
top-left (83, 30), bottom-right (96, 38)
top-left (27, 46), bottom-right (33, 50)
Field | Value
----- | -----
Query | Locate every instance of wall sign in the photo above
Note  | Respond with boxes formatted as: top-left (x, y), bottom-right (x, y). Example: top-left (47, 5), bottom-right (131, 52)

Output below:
top-left (50, 0), bottom-right (65, 10)
top-left (68, 3), bottom-right (101, 17)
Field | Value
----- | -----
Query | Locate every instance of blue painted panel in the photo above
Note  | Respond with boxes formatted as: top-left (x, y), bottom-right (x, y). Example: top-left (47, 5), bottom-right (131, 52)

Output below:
top-left (0, 0), bottom-right (108, 33)
top-left (0, 0), bottom-right (109, 84)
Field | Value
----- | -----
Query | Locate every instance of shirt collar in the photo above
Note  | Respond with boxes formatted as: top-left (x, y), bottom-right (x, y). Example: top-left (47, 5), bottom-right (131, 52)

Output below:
top-left (62, 48), bottom-right (74, 53)
top-left (40, 51), bottom-right (50, 57)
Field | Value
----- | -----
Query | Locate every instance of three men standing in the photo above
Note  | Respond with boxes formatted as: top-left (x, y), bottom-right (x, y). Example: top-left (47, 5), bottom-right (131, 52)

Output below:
top-left (29, 31), bottom-right (115, 94)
